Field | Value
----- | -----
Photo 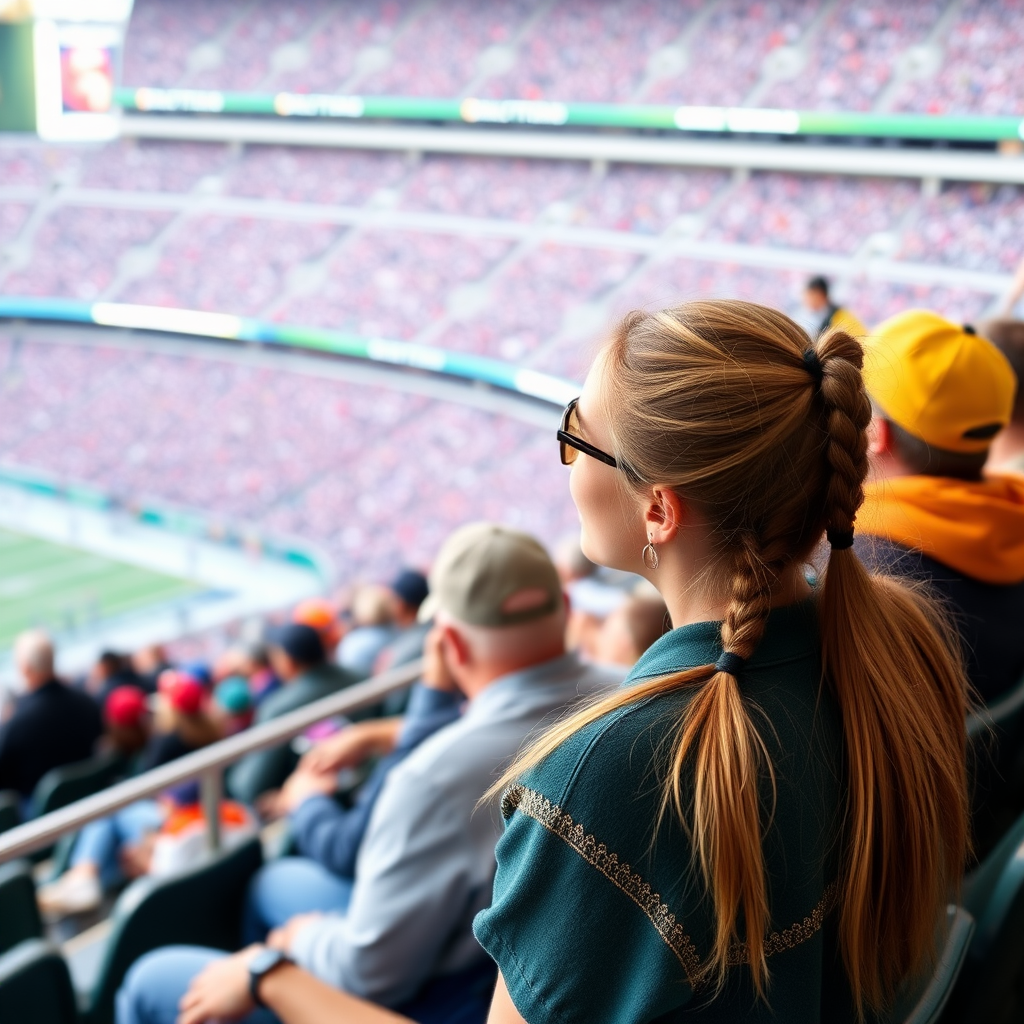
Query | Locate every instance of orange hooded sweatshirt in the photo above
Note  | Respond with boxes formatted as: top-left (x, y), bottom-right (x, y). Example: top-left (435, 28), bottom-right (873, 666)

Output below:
top-left (859, 473), bottom-right (1024, 585)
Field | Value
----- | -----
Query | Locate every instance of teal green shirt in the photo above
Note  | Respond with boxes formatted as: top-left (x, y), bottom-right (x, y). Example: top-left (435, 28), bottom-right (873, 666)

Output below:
top-left (474, 599), bottom-right (855, 1024)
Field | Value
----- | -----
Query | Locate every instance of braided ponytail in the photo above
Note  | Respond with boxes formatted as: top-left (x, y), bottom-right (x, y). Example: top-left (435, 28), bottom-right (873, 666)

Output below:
top-left (664, 528), bottom-right (794, 992)
top-left (488, 302), bottom-right (969, 1015)
top-left (815, 326), bottom-right (970, 1010)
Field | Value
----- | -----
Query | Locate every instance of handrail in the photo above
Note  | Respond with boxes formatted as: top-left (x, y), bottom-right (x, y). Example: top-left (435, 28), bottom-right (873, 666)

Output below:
top-left (0, 660), bottom-right (422, 864)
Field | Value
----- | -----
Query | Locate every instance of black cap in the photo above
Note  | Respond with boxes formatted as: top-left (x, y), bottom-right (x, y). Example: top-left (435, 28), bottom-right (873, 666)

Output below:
top-left (266, 622), bottom-right (325, 665)
top-left (390, 568), bottom-right (429, 610)
top-left (806, 275), bottom-right (830, 296)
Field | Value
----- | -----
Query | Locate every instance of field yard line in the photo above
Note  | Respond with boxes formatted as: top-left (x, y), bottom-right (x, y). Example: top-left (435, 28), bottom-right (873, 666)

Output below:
top-left (0, 558), bottom-right (176, 609)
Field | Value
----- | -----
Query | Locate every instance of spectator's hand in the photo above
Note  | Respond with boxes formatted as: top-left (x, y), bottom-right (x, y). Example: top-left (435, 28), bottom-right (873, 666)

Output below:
top-left (177, 944), bottom-right (263, 1024)
top-left (278, 767), bottom-right (337, 814)
top-left (119, 837), bottom-right (155, 879)
top-left (299, 718), bottom-right (402, 775)
top-left (255, 788), bottom-right (285, 821)
top-left (267, 912), bottom-right (323, 953)
top-left (422, 626), bottom-right (459, 693)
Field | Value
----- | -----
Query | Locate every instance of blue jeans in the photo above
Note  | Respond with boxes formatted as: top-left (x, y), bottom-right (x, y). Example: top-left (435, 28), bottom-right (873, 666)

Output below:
top-left (116, 947), bottom-right (278, 1024)
top-left (73, 800), bottom-right (165, 889)
top-left (242, 857), bottom-right (354, 944)
top-left (116, 946), bottom-right (495, 1024)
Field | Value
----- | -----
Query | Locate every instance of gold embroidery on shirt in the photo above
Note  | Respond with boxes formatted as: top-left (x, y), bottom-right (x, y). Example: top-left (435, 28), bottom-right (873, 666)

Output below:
top-left (728, 881), bottom-right (840, 964)
top-left (503, 783), bottom-right (701, 983)
top-left (503, 784), bottom-right (838, 984)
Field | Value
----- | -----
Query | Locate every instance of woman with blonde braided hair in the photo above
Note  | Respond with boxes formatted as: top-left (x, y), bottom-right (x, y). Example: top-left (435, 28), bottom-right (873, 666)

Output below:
top-left (474, 300), bottom-right (970, 1024)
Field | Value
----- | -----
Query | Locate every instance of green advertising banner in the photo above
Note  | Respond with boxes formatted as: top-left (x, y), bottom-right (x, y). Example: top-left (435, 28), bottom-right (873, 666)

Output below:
top-left (115, 86), bottom-right (1024, 144)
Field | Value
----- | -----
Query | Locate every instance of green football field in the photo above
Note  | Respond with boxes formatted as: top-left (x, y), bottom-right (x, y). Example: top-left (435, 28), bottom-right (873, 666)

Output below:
top-left (0, 529), bottom-right (198, 648)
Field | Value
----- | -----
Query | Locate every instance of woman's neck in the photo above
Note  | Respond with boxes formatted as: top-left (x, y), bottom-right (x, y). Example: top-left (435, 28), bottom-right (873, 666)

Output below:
top-left (658, 562), bottom-right (812, 631)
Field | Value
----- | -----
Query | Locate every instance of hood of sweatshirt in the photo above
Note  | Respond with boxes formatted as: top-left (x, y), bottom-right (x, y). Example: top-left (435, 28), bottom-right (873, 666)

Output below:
top-left (859, 473), bottom-right (1024, 584)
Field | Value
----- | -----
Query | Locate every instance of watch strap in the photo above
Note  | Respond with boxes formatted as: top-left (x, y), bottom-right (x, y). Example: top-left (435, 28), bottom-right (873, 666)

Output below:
top-left (248, 948), bottom-right (292, 1008)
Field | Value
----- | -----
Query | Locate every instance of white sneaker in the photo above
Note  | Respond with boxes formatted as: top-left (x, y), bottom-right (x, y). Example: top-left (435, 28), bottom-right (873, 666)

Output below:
top-left (37, 871), bottom-right (102, 919)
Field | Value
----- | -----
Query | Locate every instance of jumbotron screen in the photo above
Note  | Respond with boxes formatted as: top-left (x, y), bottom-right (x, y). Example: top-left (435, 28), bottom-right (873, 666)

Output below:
top-left (0, 0), bottom-right (132, 139)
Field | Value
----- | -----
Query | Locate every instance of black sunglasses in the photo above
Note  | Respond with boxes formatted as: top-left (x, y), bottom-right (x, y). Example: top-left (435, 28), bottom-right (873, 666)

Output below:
top-left (557, 398), bottom-right (619, 469)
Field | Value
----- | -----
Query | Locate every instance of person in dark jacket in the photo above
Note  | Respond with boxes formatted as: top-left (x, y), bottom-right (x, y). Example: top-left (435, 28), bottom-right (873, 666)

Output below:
top-left (856, 310), bottom-right (1024, 705)
top-left (0, 630), bottom-right (102, 807)
top-left (226, 624), bottom-right (361, 804)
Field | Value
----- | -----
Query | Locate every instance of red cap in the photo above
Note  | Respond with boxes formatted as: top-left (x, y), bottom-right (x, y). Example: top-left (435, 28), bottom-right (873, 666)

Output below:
top-left (157, 670), bottom-right (206, 716)
top-left (105, 686), bottom-right (148, 729)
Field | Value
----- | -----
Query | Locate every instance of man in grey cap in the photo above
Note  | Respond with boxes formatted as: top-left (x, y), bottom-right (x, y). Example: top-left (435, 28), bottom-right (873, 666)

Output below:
top-left (118, 523), bottom-right (621, 1024)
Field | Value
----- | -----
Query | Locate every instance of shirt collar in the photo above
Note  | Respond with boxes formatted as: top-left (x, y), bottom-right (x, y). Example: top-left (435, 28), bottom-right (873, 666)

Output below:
top-left (627, 597), bottom-right (819, 685)
top-left (464, 652), bottom-right (585, 721)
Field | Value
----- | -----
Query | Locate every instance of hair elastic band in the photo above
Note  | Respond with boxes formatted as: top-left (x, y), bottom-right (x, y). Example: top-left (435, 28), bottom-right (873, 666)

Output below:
top-left (715, 651), bottom-right (746, 676)
top-left (802, 348), bottom-right (824, 385)
top-left (826, 528), bottom-right (855, 550)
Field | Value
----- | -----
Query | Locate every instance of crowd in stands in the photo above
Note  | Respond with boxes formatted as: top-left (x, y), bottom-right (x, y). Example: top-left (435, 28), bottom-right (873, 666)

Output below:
top-left (121, 216), bottom-right (343, 318)
top-left (705, 173), bottom-right (920, 255)
top-left (0, 334), bottom-right (579, 578)
top-left (113, 0), bottom-right (1024, 118)
top-left (1, 139), bottom-right (1012, 343)
top-left (274, 231), bottom-right (513, 340)
top-left (762, 2), bottom-right (945, 111)
top-left (892, 0), bottom-right (1024, 116)
top-left (4, 207), bottom-right (174, 303)
top-left (900, 183), bottom-right (1024, 274)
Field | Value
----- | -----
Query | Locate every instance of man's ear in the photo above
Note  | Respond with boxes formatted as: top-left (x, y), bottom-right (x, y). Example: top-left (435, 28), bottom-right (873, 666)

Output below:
top-left (643, 485), bottom-right (686, 545)
top-left (867, 415), bottom-right (892, 457)
top-left (440, 623), bottom-right (472, 667)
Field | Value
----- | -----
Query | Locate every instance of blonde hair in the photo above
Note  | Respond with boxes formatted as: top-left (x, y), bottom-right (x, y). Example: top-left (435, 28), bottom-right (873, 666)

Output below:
top-left (492, 301), bottom-right (970, 1012)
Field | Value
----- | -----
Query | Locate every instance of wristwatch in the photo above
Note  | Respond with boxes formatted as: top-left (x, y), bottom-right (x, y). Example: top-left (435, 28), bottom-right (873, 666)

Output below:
top-left (248, 947), bottom-right (293, 1008)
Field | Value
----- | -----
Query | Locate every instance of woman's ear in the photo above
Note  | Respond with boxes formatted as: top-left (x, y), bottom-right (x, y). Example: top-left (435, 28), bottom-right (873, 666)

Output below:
top-left (643, 485), bottom-right (686, 545)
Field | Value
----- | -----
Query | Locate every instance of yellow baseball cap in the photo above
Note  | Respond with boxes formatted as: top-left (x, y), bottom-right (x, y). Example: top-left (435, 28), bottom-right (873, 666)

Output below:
top-left (863, 310), bottom-right (1017, 454)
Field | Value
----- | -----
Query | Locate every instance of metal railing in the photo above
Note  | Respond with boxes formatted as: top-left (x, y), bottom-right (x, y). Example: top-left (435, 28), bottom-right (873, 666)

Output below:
top-left (0, 660), bottom-right (422, 864)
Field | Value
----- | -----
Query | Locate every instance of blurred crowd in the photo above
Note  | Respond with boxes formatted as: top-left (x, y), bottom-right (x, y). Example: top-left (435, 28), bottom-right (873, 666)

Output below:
top-left (116, 0), bottom-right (1024, 117)
top-left (0, 532), bottom-right (666, 919)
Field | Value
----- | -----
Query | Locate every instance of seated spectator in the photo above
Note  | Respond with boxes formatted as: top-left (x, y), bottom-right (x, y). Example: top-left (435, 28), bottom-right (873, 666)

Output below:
top-left (37, 670), bottom-right (221, 918)
top-left (980, 317), bottom-right (1024, 474)
top-left (117, 523), bottom-right (621, 1024)
top-left (336, 585), bottom-right (398, 677)
top-left (99, 685), bottom-right (151, 765)
top-left (802, 275), bottom-right (867, 338)
top-left (212, 675), bottom-right (256, 735)
top-left (373, 569), bottom-right (431, 674)
top-left (856, 310), bottom-right (1024, 703)
top-left (227, 624), bottom-right (361, 805)
top-left (591, 590), bottom-right (668, 668)
top-left (553, 532), bottom-right (597, 586)
top-left (0, 630), bottom-right (102, 809)
top-left (130, 644), bottom-right (171, 694)
top-left (86, 650), bottom-right (144, 707)
top-left (293, 597), bottom-right (345, 662)
top-left (215, 641), bottom-right (281, 709)
top-left (245, 666), bottom-right (462, 931)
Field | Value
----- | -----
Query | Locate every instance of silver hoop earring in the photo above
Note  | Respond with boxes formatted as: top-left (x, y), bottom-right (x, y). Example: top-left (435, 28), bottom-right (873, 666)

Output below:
top-left (642, 538), bottom-right (659, 570)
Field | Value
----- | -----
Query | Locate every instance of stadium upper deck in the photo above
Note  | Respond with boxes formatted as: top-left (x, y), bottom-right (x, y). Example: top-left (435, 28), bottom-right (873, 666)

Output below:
top-left (0, 140), bottom-right (1012, 377)
top-left (121, 0), bottom-right (1024, 118)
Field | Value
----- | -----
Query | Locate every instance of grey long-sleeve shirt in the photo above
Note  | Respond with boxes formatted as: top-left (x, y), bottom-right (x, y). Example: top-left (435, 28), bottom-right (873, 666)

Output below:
top-left (289, 652), bottom-right (622, 1008)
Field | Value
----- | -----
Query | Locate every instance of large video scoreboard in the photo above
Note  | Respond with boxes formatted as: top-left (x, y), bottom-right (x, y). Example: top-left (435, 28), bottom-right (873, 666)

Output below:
top-left (0, 0), bottom-right (133, 139)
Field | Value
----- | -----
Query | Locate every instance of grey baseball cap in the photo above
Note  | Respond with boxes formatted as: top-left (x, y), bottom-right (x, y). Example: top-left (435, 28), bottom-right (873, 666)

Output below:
top-left (418, 523), bottom-right (563, 628)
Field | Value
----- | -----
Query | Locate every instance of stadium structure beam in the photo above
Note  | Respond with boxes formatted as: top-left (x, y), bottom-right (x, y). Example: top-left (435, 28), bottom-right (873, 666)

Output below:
top-left (120, 116), bottom-right (1024, 185)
